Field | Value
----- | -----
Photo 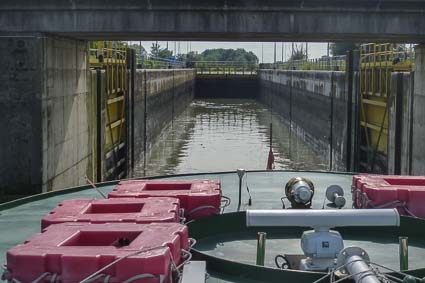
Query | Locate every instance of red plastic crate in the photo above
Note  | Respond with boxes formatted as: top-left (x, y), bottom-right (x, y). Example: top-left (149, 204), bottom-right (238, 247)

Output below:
top-left (108, 180), bottom-right (221, 220)
top-left (4, 223), bottom-right (189, 283)
top-left (352, 174), bottom-right (425, 217)
top-left (41, 197), bottom-right (180, 230)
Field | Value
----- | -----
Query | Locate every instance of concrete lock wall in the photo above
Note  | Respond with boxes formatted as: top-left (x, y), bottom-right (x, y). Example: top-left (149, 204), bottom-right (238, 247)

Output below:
top-left (195, 76), bottom-right (259, 98)
top-left (259, 70), bottom-right (348, 171)
top-left (0, 35), bottom-right (43, 198)
top-left (42, 37), bottom-right (93, 192)
top-left (0, 35), bottom-right (93, 197)
top-left (412, 45), bottom-right (425, 175)
top-left (388, 72), bottom-right (414, 175)
top-left (133, 69), bottom-right (195, 168)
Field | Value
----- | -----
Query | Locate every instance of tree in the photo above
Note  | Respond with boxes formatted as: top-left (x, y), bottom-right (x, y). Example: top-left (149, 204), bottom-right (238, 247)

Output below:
top-left (289, 44), bottom-right (307, 61)
top-left (193, 48), bottom-right (258, 63)
top-left (150, 43), bottom-right (173, 59)
top-left (127, 43), bottom-right (147, 59)
top-left (330, 43), bottom-right (359, 56)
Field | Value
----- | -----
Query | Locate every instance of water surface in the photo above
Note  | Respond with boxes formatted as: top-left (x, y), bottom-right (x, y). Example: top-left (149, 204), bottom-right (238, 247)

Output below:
top-left (134, 99), bottom-right (327, 177)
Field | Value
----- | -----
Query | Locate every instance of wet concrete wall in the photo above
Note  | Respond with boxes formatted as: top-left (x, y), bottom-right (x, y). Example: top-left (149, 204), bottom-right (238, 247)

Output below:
top-left (388, 73), bottom-right (414, 175)
top-left (41, 37), bottom-right (93, 192)
top-left (0, 35), bottom-right (93, 197)
top-left (259, 70), bottom-right (348, 171)
top-left (195, 76), bottom-right (259, 98)
top-left (133, 69), bottom-right (195, 172)
top-left (0, 36), bottom-right (43, 198)
top-left (411, 45), bottom-right (425, 175)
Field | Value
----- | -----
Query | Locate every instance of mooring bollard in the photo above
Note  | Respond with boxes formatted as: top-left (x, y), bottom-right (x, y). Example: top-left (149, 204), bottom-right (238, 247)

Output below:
top-left (256, 232), bottom-right (266, 266)
top-left (399, 236), bottom-right (408, 270)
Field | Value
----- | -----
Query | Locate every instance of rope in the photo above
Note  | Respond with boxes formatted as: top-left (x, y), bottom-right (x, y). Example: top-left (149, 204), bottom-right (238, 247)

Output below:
top-left (179, 208), bottom-right (186, 223)
top-left (78, 246), bottom-right (166, 283)
top-left (2, 247), bottom-right (184, 283)
top-left (220, 195), bottom-right (231, 213)
top-left (189, 238), bottom-right (197, 249)
top-left (353, 187), bottom-right (418, 218)
top-left (82, 273), bottom-right (106, 283)
top-left (49, 273), bottom-right (58, 283)
top-left (85, 175), bottom-right (106, 199)
top-left (121, 274), bottom-right (157, 283)
top-left (187, 206), bottom-right (219, 217)
top-left (310, 258), bottom-right (422, 283)
top-left (9, 272), bottom-right (53, 283)
top-left (330, 269), bottom-right (379, 283)
top-left (177, 249), bottom-right (192, 270)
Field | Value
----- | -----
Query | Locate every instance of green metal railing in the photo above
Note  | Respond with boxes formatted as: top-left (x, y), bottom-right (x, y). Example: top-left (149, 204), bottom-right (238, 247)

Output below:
top-left (260, 56), bottom-right (347, 71)
top-left (194, 61), bottom-right (259, 75)
top-left (136, 55), bottom-right (186, 69)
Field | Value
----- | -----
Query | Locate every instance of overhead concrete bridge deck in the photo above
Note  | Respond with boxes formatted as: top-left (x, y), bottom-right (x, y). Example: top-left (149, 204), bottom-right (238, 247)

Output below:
top-left (2, 0), bottom-right (425, 42)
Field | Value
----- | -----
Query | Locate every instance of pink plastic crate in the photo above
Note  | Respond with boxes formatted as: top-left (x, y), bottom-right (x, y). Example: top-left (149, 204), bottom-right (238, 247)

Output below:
top-left (108, 180), bottom-right (221, 220)
top-left (352, 174), bottom-right (425, 217)
top-left (5, 223), bottom-right (189, 283)
top-left (41, 197), bottom-right (180, 230)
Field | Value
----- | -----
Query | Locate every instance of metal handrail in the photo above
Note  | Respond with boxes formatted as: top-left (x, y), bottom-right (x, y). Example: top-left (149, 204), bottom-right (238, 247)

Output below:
top-left (137, 55), bottom-right (186, 69)
top-left (193, 61), bottom-right (259, 75)
top-left (261, 56), bottom-right (347, 71)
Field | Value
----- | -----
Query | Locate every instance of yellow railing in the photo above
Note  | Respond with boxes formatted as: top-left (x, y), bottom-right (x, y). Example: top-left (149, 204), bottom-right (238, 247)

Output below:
top-left (194, 61), bottom-right (258, 75)
top-left (359, 43), bottom-right (414, 172)
top-left (89, 41), bottom-right (128, 180)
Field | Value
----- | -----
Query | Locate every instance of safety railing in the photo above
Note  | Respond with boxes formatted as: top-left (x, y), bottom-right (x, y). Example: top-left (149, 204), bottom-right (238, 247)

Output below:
top-left (137, 55), bottom-right (186, 69)
top-left (260, 56), bottom-right (347, 71)
top-left (193, 61), bottom-right (259, 75)
top-left (89, 41), bottom-right (127, 67)
top-left (358, 43), bottom-right (414, 173)
top-left (89, 41), bottom-right (128, 181)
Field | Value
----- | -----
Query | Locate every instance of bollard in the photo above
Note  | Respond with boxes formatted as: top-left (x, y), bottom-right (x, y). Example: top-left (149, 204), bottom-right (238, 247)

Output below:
top-left (399, 237), bottom-right (409, 270)
top-left (256, 232), bottom-right (266, 266)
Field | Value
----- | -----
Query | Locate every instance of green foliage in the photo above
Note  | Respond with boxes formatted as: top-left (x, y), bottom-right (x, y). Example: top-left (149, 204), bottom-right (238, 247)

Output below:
top-left (330, 43), bottom-right (359, 56)
top-left (150, 43), bottom-right (173, 59)
top-left (289, 44), bottom-right (307, 61)
top-left (198, 48), bottom-right (258, 63)
top-left (179, 48), bottom-right (258, 63)
top-left (127, 43), bottom-right (147, 58)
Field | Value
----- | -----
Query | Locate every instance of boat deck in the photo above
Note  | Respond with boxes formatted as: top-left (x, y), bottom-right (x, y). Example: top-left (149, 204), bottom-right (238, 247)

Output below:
top-left (2, 171), bottom-right (422, 283)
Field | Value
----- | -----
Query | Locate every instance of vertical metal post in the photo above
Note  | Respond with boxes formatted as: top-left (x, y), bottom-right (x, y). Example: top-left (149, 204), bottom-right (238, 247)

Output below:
top-left (256, 232), bottom-right (266, 266)
top-left (236, 169), bottom-right (246, 211)
top-left (399, 237), bottom-right (408, 270)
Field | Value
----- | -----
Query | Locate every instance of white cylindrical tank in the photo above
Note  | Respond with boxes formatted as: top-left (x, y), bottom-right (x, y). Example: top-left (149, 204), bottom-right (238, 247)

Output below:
top-left (246, 209), bottom-right (400, 228)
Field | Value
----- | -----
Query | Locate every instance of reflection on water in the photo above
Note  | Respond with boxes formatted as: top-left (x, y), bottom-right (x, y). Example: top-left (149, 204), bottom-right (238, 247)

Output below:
top-left (134, 99), bottom-right (327, 177)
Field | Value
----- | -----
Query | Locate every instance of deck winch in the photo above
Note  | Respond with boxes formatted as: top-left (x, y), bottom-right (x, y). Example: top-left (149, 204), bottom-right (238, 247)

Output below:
top-left (284, 177), bottom-right (315, 208)
top-left (246, 209), bottom-right (400, 271)
top-left (326, 185), bottom-right (346, 208)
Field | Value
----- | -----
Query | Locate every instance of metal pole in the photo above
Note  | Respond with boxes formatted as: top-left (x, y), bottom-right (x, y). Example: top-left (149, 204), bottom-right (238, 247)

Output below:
top-left (306, 42), bottom-right (308, 59)
top-left (345, 255), bottom-right (380, 283)
top-left (261, 43), bottom-right (264, 64)
top-left (238, 177), bottom-right (242, 208)
top-left (256, 232), bottom-right (266, 266)
top-left (236, 169), bottom-right (246, 211)
top-left (281, 42), bottom-right (284, 63)
top-left (399, 237), bottom-right (409, 270)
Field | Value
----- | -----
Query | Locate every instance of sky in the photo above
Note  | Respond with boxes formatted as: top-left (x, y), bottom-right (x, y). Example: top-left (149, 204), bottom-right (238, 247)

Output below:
top-left (133, 41), bottom-right (329, 63)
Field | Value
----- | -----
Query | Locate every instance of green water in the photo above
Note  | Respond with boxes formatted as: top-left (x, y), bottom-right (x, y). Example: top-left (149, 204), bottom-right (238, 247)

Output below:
top-left (134, 99), bottom-right (328, 177)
